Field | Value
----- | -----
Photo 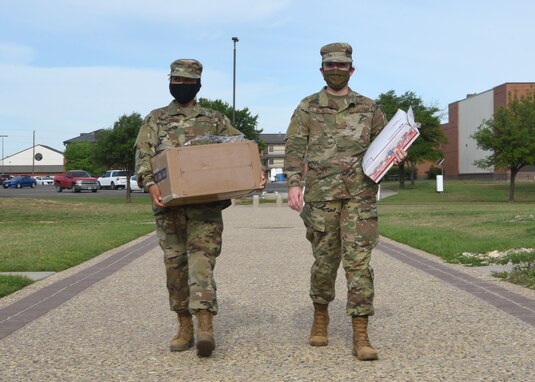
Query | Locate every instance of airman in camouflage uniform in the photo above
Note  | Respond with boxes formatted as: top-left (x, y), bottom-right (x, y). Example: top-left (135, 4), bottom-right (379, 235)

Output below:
top-left (135, 59), bottom-right (242, 357)
top-left (284, 43), bottom-right (394, 361)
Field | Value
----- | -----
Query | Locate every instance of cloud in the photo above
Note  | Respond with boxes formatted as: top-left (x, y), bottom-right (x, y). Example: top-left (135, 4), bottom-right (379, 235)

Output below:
top-left (0, 58), bottom-right (295, 156)
top-left (107, 0), bottom-right (289, 24)
top-left (0, 42), bottom-right (36, 65)
top-left (0, 64), bottom-right (170, 154)
top-left (0, 61), bottom-right (287, 151)
top-left (4, 0), bottom-right (289, 31)
top-left (0, 64), bottom-right (163, 123)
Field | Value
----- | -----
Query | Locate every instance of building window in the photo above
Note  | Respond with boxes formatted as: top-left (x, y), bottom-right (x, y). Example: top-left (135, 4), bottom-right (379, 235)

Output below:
top-left (268, 145), bottom-right (274, 152)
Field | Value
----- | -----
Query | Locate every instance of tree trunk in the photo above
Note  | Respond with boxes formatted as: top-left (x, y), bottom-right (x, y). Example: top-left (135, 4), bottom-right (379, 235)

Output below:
top-left (410, 162), bottom-right (416, 186)
top-left (126, 171), bottom-right (132, 203)
top-left (398, 162), bottom-right (405, 189)
top-left (509, 168), bottom-right (519, 202)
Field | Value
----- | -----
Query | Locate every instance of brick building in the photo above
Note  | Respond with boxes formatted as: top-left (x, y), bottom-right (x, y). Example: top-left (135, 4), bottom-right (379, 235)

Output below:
top-left (441, 82), bottom-right (535, 180)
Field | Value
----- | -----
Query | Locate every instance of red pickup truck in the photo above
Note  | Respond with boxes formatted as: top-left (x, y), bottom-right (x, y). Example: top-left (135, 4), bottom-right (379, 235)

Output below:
top-left (54, 170), bottom-right (99, 193)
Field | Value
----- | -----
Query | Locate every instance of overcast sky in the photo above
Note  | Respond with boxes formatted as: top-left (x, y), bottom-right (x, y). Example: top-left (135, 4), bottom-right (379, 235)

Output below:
top-left (1, 0), bottom-right (534, 157)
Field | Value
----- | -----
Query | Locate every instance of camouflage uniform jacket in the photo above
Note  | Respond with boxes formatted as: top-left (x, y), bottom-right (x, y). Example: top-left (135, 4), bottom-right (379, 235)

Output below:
top-left (284, 87), bottom-right (387, 202)
top-left (135, 100), bottom-right (242, 189)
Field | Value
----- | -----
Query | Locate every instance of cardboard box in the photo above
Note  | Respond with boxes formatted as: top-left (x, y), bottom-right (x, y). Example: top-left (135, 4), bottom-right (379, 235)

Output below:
top-left (150, 141), bottom-right (262, 206)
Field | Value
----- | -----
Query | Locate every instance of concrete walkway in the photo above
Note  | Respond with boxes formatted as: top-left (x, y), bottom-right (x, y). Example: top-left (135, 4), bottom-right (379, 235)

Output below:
top-left (1, 205), bottom-right (534, 381)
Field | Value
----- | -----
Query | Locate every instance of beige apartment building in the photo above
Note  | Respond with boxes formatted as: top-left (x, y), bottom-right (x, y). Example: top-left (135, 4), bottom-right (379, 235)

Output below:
top-left (260, 133), bottom-right (286, 180)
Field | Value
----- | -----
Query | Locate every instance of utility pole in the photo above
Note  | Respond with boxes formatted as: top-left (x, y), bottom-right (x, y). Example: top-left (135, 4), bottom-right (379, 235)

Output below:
top-left (232, 36), bottom-right (239, 127)
top-left (32, 130), bottom-right (35, 176)
top-left (0, 134), bottom-right (7, 172)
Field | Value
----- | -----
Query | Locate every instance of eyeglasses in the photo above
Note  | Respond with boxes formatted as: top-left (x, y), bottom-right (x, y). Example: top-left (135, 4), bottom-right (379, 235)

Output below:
top-left (170, 76), bottom-right (197, 84)
top-left (322, 62), bottom-right (351, 71)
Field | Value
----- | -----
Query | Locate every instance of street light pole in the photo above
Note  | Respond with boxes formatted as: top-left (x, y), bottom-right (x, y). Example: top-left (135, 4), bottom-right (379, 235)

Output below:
top-left (0, 134), bottom-right (7, 170)
top-left (232, 36), bottom-right (239, 127)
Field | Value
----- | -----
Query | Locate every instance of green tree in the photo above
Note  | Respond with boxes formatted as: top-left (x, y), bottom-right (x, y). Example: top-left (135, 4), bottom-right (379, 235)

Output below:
top-left (63, 141), bottom-right (103, 176)
top-left (377, 90), bottom-right (446, 187)
top-left (198, 98), bottom-right (265, 151)
top-left (471, 90), bottom-right (535, 201)
top-left (93, 113), bottom-right (143, 200)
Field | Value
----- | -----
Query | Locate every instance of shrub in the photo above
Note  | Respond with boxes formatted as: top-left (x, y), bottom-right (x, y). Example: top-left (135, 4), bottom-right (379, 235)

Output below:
top-left (453, 248), bottom-right (535, 289)
top-left (425, 166), bottom-right (442, 179)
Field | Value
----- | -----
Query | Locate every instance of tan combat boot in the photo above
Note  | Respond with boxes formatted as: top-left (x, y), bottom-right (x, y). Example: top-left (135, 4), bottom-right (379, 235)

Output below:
top-left (352, 316), bottom-right (378, 361)
top-left (170, 313), bottom-right (194, 352)
top-left (309, 303), bottom-right (329, 346)
top-left (195, 310), bottom-right (215, 357)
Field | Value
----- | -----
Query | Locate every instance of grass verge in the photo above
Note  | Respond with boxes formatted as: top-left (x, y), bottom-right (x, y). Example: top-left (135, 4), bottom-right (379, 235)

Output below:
top-left (379, 179), bottom-right (535, 289)
top-left (0, 197), bottom-right (155, 296)
top-left (0, 198), bottom-right (155, 271)
top-left (0, 275), bottom-right (34, 298)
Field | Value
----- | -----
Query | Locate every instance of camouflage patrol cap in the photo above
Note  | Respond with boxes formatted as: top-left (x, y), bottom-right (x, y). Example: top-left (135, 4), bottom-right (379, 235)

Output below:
top-left (320, 42), bottom-right (353, 63)
top-left (169, 59), bottom-right (203, 79)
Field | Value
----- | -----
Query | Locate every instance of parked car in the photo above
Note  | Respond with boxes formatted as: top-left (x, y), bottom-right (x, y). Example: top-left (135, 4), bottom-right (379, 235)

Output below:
top-left (34, 176), bottom-right (54, 185)
top-left (129, 175), bottom-right (148, 193)
top-left (3, 175), bottom-right (37, 189)
top-left (54, 170), bottom-right (98, 193)
top-left (98, 170), bottom-right (128, 190)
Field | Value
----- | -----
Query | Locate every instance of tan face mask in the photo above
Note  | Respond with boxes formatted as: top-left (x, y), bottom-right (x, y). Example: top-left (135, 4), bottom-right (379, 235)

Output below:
top-left (322, 68), bottom-right (350, 90)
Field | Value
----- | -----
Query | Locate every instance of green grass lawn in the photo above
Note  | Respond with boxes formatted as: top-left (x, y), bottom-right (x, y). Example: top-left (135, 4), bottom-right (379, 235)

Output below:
top-left (0, 198), bottom-right (155, 272)
top-left (0, 275), bottom-right (34, 298)
top-left (0, 197), bottom-right (156, 297)
top-left (378, 179), bottom-right (535, 288)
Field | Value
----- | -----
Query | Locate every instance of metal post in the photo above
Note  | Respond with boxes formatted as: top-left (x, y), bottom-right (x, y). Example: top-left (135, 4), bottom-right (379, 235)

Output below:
top-left (232, 36), bottom-right (239, 126)
top-left (436, 158), bottom-right (445, 193)
top-left (0, 134), bottom-right (7, 171)
top-left (32, 130), bottom-right (36, 176)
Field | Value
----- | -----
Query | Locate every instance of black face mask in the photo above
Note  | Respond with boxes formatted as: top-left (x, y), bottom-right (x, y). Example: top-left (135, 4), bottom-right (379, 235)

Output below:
top-left (169, 83), bottom-right (201, 104)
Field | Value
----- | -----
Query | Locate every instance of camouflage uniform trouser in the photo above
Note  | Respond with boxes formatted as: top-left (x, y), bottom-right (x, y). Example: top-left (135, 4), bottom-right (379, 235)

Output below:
top-left (154, 203), bottom-right (223, 315)
top-left (300, 198), bottom-right (379, 317)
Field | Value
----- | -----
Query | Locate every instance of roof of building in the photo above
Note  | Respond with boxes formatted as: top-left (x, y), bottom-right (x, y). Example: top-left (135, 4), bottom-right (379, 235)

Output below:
top-left (260, 133), bottom-right (286, 144)
top-left (0, 165), bottom-right (65, 174)
top-left (455, 82), bottom-right (535, 104)
top-left (63, 129), bottom-right (105, 145)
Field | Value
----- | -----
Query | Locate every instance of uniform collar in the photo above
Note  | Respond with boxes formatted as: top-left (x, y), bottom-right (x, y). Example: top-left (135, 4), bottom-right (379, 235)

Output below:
top-left (318, 87), bottom-right (358, 110)
top-left (167, 100), bottom-right (209, 117)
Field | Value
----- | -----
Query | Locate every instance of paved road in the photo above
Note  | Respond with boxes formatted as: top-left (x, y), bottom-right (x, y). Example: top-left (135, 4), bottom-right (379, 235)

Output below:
top-left (0, 184), bottom-right (150, 200)
top-left (1, 205), bottom-right (534, 381)
top-left (0, 182), bottom-right (289, 200)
